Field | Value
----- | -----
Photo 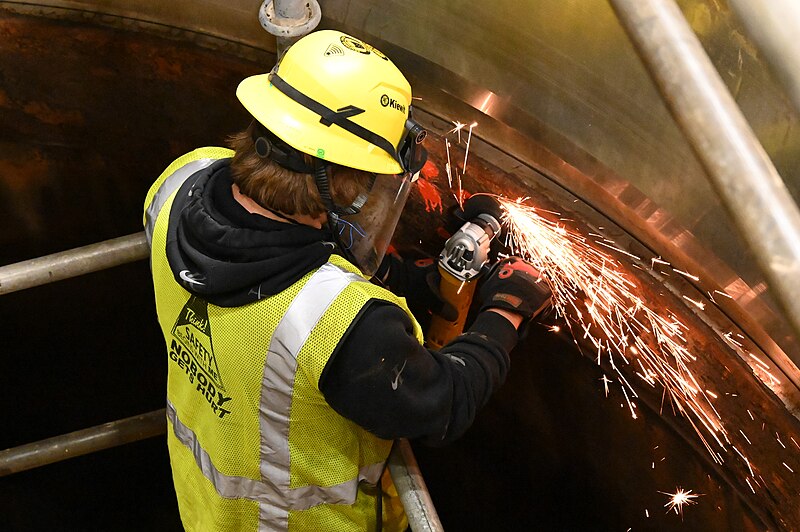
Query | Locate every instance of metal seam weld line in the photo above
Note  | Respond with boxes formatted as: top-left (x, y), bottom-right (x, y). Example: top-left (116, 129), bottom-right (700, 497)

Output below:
top-left (608, 0), bottom-right (800, 358)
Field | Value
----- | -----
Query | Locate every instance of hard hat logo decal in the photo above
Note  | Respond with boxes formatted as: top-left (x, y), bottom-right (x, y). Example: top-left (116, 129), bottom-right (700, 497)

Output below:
top-left (380, 94), bottom-right (406, 114)
top-left (339, 35), bottom-right (389, 60)
top-left (324, 43), bottom-right (345, 56)
top-left (340, 35), bottom-right (370, 55)
top-left (317, 148), bottom-right (325, 158)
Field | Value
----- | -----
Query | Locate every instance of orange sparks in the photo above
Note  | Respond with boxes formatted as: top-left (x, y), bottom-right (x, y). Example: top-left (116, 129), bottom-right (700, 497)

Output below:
top-left (496, 196), bottom-right (728, 458)
top-left (448, 120), bottom-right (467, 141)
top-left (674, 269), bottom-right (700, 281)
top-left (462, 122), bottom-right (478, 174)
top-left (682, 295), bottom-right (706, 310)
top-left (601, 374), bottom-right (612, 397)
top-left (661, 487), bottom-right (701, 517)
top-left (445, 121), bottom-right (478, 209)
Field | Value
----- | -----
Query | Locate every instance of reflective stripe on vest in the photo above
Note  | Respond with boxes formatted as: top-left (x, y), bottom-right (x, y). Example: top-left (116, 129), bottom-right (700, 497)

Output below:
top-left (144, 158), bottom-right (218, 245)
top-left (167, 262), bottom-right (386, 531)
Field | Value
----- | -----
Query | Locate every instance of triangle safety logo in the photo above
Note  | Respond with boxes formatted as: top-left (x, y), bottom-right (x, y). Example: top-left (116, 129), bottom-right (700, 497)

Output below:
top-left (169, 296), bottom-right (233, 419)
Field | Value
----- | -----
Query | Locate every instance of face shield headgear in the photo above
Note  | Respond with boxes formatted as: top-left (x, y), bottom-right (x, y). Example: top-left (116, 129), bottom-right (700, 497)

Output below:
top-left (264, 70), bottom-right (428, 277)
top-left (236, 30), bottom-right (427, 276)
top-left (332, 118), bottom-right (427, 275)
top-left (314, 112), bottom-right (428, 276)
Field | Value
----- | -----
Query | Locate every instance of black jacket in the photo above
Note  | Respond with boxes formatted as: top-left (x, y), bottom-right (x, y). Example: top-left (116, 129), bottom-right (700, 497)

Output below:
top-left (166, 160), bottom-right (519, 445)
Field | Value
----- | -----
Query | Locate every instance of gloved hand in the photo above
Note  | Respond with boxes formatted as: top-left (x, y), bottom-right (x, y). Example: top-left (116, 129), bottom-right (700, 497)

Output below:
top-left (373, 253), bottom-right (458, 326)
top-left (477, 257), bottom-right (552, 320)
top-left (445, 194), bottom-right (505, 238)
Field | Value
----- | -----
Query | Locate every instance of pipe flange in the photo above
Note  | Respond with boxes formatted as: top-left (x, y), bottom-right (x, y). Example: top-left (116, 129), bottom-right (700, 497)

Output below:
top-left (259, 0), bottom-right (321, 38)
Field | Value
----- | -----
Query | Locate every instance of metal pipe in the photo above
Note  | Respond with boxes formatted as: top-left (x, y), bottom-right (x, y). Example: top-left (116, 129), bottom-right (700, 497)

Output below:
top-left (608, 0), bottom-right (800, 343)
top-left (274, 0), bottom-right (305, 20)
top-left (0, 228), bottom-right (443, 525)
top-left (258, 0), bottom-right (321, 59)
top-left (728, 0), bottom-right (800, 117)
top-left (0, 409), bottom-right (166, 476)
top-left (388, 439), bottom-right (444, 532)
top-left (0, 232), bottom-right (148, 295)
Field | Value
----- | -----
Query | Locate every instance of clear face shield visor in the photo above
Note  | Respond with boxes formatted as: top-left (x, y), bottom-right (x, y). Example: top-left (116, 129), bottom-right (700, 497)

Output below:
top-left (334, 172), bottom-right (417, 276)
top-left (333, 118), bottom-right (428, 277)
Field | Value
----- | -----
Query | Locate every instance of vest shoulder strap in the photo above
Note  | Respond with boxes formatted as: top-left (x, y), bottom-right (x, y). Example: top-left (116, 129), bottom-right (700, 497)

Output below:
top-left (143, 147), bottom-right (234, 245)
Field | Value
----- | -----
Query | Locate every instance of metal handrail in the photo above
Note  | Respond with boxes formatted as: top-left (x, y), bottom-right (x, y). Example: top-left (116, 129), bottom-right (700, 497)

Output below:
top-left (0, 232), bottom-right (148, 295)
top-left (609, 0), bottom-right (800, 344)
top-left (0, 410), bottom-right (166, 477)
top-left (388, 439), bottom-right (444, 532)
top-left (1, 230), bottom-right (441, 530)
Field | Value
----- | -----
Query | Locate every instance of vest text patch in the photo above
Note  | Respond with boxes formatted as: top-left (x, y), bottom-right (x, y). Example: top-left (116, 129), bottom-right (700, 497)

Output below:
top-left (170, 296), bottom-right (232, 418)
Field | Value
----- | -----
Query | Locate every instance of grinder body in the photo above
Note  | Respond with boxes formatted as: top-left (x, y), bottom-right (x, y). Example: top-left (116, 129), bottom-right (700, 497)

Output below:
top-left (427, 212), bottom-right (501, 349)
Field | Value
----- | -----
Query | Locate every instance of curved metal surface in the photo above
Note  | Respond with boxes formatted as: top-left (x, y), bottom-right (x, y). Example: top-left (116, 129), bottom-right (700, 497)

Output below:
top-left (608, 0), bottom-right (800, 387)
top-left (2, 1), bottom-right (800, 530)
top-left (728, 0), bottom-right (800, 118)
top-left (5, 0), bottom-right (796, 395)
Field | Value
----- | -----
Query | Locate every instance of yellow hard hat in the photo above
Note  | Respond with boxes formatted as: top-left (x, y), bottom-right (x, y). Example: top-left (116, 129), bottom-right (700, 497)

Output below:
top-left (237, 30), bottom-right (417, 175)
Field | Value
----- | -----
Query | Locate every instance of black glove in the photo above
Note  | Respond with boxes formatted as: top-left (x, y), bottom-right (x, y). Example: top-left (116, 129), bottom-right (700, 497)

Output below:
top-left (477, 257), bottom-right (552, 320)
top-left (446, 194), bottom-right (505, 237)
top-left (373, 253), bottom-right (458, 326)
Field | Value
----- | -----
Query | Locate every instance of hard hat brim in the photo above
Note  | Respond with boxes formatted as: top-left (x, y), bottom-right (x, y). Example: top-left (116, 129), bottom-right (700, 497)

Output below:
top-left (237, 74), bottom-right (404, 175)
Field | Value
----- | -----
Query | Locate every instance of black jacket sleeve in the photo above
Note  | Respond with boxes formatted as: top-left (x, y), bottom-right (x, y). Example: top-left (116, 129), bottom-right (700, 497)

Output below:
top-left (318, 302), bottom-right (519, 446)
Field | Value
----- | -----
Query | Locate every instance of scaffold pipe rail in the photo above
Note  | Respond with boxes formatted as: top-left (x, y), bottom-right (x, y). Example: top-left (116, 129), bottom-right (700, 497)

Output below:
top-left (0, 409), bottom-right (166, 477)
top-left (0, 232), bottom-right (148, 295)
top-left (609, 0), bottom-right (800, 344)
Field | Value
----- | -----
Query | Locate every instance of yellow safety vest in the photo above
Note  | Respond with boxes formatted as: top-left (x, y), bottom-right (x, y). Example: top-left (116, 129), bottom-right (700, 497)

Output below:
top-left (144, 148), bottom-right (423, 531)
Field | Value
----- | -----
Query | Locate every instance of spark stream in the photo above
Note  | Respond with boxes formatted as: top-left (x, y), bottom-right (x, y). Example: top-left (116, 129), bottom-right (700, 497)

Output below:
top-left (496, 196), bottom-right (729, 461)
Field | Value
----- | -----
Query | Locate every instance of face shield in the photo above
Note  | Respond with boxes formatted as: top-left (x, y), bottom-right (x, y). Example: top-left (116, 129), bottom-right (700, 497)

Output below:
top-left (330, 114), bottom-right (427, 276)
top-left (334, 171), bottom-right (418, 277)
top-left (263, 69), bottom-right (429, 275)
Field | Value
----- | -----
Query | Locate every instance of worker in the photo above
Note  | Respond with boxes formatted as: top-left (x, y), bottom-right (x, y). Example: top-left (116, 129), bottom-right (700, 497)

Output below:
top-left (143, 29), bottom-right (551, 532)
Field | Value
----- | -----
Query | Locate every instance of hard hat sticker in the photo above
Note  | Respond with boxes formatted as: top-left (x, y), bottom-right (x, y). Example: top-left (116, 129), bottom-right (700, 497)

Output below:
top-left (324, 43), bottom-right (345, 56)
top-left (317, 148), bottom-right (325, 158)
top-left (380, 94), bottom-right (406, 114)
top-left (340, 35), bottom-right (370, 54)
top-left (339, 35), bottom-right (389, 60)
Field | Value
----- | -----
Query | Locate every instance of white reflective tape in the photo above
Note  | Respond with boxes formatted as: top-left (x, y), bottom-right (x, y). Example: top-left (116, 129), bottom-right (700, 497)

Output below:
top-left (168, 395), bottom-right (385, 511)
top-left (167, 262), bottom-right (385, 532)
top-left (145, 158), bottom-right (217, 245)
top-left (258, 262), bottom-right (365, 529)
top-left (167, 400), bottom-right (269, 500)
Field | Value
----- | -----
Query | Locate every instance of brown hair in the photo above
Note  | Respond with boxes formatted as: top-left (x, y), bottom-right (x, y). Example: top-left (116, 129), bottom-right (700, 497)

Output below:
top-left (226, 123), bottom-right (374, 217)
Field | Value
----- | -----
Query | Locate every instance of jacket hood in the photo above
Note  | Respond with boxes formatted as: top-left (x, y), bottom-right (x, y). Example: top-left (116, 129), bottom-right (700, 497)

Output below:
top-left (165, 159), bottom-right (335, 307)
